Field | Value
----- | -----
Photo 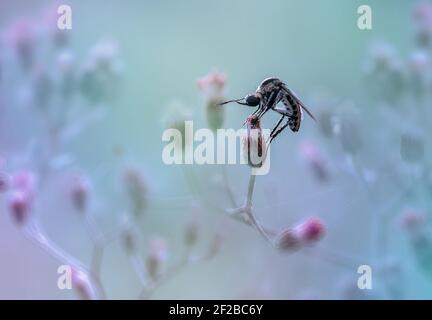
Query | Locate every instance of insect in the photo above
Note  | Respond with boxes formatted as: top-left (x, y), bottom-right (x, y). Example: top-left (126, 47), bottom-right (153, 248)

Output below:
top-left (220, 77), bottom-right (316, 143)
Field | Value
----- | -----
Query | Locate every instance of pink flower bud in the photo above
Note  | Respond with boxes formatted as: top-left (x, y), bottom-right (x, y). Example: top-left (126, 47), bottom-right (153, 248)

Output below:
top-left (90, 40), bottom-right (119, 72)
top-left (184, 222), bottom-right (198, 246)
top-left (338, 116), bottom-right (363, 155)
top-left (72, 269), bottom-right (96, 300)
top-left (0, 172), bottom-right (10, 193)
top-left (3, 19), bottom-right (35, 69)
top-left (120, 227), bottom-right (138, 255)
top-left (299, 141), bottom-right (330, 182)
top-left (71, 176), bottom-right (90, 213)
top-left (208, 231), bottom-right (224, 257)
top-left (12, 170), bottom-right (36, 196)
top-left (197, 69), bottom-right (226, 101)
top-left (8, 191), bottom-right (31, 225)
top-left (198, 70), bottom-right (226, 130)
top-left (399, 209), bottom-right (426, 233)
top-left (294, 217), bottom-right (325, 245)
top-left (400, 132), bottom-right (424, 164)
top-left (123, 166), bottom-right (148, 217)
top-left (41, 5), bottom-right (68, 47)
top-left (241, 115), bottom-right (266, 168)
top-left (413, 2), bottom-right (432, 47)
top-left (316, 110), bottom-right (337, 138)
top-left (146, 238), bottom-right (167, 280)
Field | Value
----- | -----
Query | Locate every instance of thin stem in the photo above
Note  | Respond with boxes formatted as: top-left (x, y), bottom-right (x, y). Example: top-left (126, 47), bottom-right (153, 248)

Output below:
top-left (243, 172), bottom-right (274, 245)
top-left (246, 173), bottom-right (256, 207)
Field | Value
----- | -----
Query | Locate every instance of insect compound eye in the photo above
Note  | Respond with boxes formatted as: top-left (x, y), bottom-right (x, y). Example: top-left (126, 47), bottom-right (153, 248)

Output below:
top-left (245, 95), bottom-right (260, 106)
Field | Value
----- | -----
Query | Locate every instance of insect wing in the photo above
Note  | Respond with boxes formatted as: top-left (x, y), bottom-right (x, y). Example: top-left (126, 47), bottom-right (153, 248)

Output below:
top-left (281, 84), bottom-right (316, 122)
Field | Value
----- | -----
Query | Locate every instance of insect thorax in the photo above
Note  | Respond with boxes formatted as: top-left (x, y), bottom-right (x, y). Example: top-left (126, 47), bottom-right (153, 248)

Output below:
top-left (256, 77), bottom-right (282, 95)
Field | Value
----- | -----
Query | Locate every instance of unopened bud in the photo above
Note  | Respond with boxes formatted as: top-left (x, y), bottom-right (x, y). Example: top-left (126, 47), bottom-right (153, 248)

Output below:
top-left (299, 141), bottom-right (330, 183)
top-left (184, 222), bottom-right (198, 246)
top-left (72, 269), bottom-right (96, 300)
top-left (241, 115), bottom-right (266, 168)
top-left (12, 170), bottom-right (36, 201)
top-left (8, 191), bottom-right (31, 225)
top-left (71, 176), bottom-right (90, 213)
top-left (197, 69), bottom-right (226, 131)
top-left (146, 238), bottom-right (167, 280)
top-left (0, 172), bottom-right (10, 193)
top-left (123, 166), bottom-right (148, 217)
top-left (400, 132), bottom-right (424, 164)
top-left (399, 209), bottom-right (426, 234)
top-left (120, 227), bottom-right (138, 255)
top-left (294, 217), bottom-right (325, 245)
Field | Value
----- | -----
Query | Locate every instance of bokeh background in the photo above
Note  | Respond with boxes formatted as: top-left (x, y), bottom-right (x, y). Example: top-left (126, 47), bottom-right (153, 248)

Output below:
top-left (1, 0), bottom-right (432, 299)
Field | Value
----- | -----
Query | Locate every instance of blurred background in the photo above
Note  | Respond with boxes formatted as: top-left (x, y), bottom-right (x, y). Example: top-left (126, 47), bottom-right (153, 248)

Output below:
top-left (1, 0), bottom-right (432, 299)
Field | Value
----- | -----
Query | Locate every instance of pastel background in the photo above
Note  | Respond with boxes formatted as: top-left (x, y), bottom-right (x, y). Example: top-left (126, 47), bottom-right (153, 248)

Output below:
top-left (0, 0), bottom-right (431, 299)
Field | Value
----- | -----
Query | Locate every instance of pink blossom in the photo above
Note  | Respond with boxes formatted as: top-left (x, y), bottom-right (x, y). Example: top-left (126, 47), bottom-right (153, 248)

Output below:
top-left (3, 19), bottom-right (35, 69)
top-left (299, 141), bottom-right (329, 182)
top-left (41, 5), bottom-right (68, 47)
top-left (294, 217), bottom-right (325, 244)
top-left (70, 176), bottom-right (91, 213)
top-left (71, 269), bottom-right (96, 300)
top-left (7, 191), bottom-right (31, 225)
top-left (123, 166), bottom-right (148, 216)
top-left (146, 238), bottom-right (168, 280)
top-left (12, 170), bottom-right (36, 197)
top-left (197, 69), bottom-right (226, 101)
top-left (399, 209), bottom-right (426, 232)
top-left (184, 221), bottom-right (198, 246)
top-left (0, 172), bottom-right (10, 193)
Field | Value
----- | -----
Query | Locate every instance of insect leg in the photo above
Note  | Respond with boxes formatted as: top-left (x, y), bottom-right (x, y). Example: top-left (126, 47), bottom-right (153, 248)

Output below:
top-left (268, 119), bottom-right (289, 144)
top-left (269, 115), bottom-right (285, 137)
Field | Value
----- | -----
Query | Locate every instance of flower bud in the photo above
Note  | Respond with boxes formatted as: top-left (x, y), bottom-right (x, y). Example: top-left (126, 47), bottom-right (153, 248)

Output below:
top-left (4, 19), bottom-right (35, 70)
top-left (197, 69), bottom-right (226, 130)
top-left (400, 132), bottom-right (424, 164)
top-left (316, 110), bottom-right (337, 138)
top-left (146, 238), bottom-right (167, 280)
top-left (0, 171), bottom-right (10, 193)
top-left (123, 166), bottom-right (148, 217)
top-left (42, 5), bottom-right (69, 47)
top-left (299, 141), bottom-right (330, 183)
top-left (413, 2), bottom-right (432, 47)
top-left (8, 191), bottom-right (31, 225)
top-left (12, 170), bottom-right (36, 197)
top-left (120, 226), bottom-right (138, 255)
top-left (184, 222), bottom-right (198, 246)
top-left (72, 269), bottom-right (96, 300)
top-left (208, 231), bottom-right (224, 257)
top-left (293, 217), bottom-right (325, 245)
top-left (337, 116), bottom-right (363, 155)
top-left (399, 209), bottom-right (426, 234)
top-left (163, 101), bottom-right (194, 152)
top-left (71, 176), bottom-right (90, 213)
top-left (241, 115), bottom-right (266, 168)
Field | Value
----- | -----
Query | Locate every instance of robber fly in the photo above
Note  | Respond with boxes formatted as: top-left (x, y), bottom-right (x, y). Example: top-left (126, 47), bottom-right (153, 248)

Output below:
top-left (220, 77), bottom-right (316, 143)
